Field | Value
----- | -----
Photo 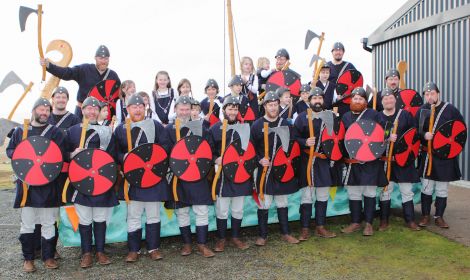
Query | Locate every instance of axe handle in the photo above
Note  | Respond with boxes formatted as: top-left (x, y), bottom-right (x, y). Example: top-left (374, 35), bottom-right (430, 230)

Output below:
top-left (227, 0), bottom-right (236, 77)
top-left (259, 122), bottom-right (269, 201)
top-left (258, 90), bottom-right (266, 101)
top-left (20, 119), bottom-right (30, 207)
top-left (397, 61), bottom-right (407, 89)
top-left (123, 118), bottom-right (132, 204)
top-left (212, 120), bottom-right (228, 200)
top-left (280, 61), bottom-right (291, 71)
top-left (8, 82), bottom-right (33, 120)
top-left (208, 97), bottom-right (215, 117)
top-left (306, 109), bottom-right (314, 186)
top-left (385, 120), bottom-right (399, 191)
top-left (173, 119), bottom-right (181, 201)
top-left (312, 32), bottom-right (325, 77)
top-left (38, 4), bottom-right (46, 81)
top-left (426, 105), bottom-right (435, 176)
top-left (372, 88), bottom-right (377, 110)
top-left (312, 60), bottom-right (324, 87)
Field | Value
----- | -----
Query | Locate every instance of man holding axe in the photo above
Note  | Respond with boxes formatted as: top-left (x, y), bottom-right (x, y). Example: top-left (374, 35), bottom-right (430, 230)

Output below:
top-left (293, 87), bottom-right (337, 240)
top-left (416, 82), bottom-right (466, 229)
top-left (6, 98), bottom-right (66, 272)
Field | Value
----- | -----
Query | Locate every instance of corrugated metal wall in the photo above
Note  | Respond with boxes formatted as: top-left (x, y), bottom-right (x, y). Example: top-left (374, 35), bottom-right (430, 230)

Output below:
top-left (371, 5), bottom-right (470, 179)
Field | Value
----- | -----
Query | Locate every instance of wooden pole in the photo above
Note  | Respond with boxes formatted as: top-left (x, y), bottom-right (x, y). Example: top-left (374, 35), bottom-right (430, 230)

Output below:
top-left (227, 0), bottom-right (236, 77)
top-left (211, 119), bottom-right (228, 200)
top-left (37, 4), bottom-right (46, 81)
top-left (259, 122), bottom-right (269, 201)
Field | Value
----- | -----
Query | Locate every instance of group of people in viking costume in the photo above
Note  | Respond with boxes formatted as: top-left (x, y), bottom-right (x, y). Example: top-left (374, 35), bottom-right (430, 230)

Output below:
top-left (7, 43), bottom-right (465, 272)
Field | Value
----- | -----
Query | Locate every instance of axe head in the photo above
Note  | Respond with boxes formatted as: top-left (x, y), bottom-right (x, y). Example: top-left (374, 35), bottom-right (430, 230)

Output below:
top-left (226, 123), bottom-right (250, 151)
top-left (305, 30), bottom-right (320, 50)
top-left (19, 6), bottom-right (41, 32)
top-left (268, 126), bottom-right (290, 153)
top-left (365, 85), bottom-right (375, 98)
top-left (181, 120), bottom-right (202, 137)
top-left (419, 109), bottom-right (431, 135)
top-left (0, 71), bottom-right (27, 93)
top-left (0, 118), bottom-right (21, 147)
top-left (316, 110), bottom-right (335, 135)
top-left (309, 54), bottom-right (323, 68)
top-left (131, 119), bottom-right (155, 142)
top-left (87, 124), bottom-right (113, 151)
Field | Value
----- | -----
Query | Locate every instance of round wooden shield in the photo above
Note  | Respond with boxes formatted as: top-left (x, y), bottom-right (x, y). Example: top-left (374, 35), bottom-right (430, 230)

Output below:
top-left (321, 117), bottom-right (346, 161)
top-left (68, 149), bottom-right (117, 196)
top-left (265, 69), bottom-right (302, 97)
top-left (123, 143), bottom-right (168, 188)
top-left (222, 139), bottom-right (257, 183)
top-left (394, 128), bottom-right (420, 167)
top-left (272, 140), bottom-right (301, 183)
top-left (88, 79), bottom-right (121, 120)
top-left (169, 135), bottom-right (212, 182)
top-left (344, 120), bottom-right (385, 162)
top-left (396, 89), bottom-right (423, 117)
top-left (336, 70), bottom-right (363, 104)
top-left (432, 120), bottom-right (467, 159)
top-left (11, 136), bottom-right (63, 186)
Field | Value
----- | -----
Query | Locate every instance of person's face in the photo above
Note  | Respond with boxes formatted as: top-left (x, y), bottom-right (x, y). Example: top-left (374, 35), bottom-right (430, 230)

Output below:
top-left (275, 56), bottom-right (287, 69)
top-left (156, 74), bottom-right (169, 89)
top-left (33, 105), bottom-right (50, 124)
top-left (241, 60), bottom-right (253, 74)
top-left (52, 93), bottom-right (68, 111)
top-left (99, 106), bottom-right (109, 120)
top-left (382, 94), bottom-right (396, 110)
top-left (95, 56), bottom-right (109, 72)
top-left (332, 49), bottom-right (344, 61)
top-left (141, 96), bottom-right (149, 106)
top-left (224, 105), bottom-right (239, 123)
top-left (424, 90), bottom-right (439, 104)
top-left (262, 60), bottom-right (270, 70)
top-left (128, 104), bottom-right (145, 122)
top-left (280, 92), bottom-right (291, 105)
top-left (206, 87), bottom-right (218, 98)
top-left (175, 104), bottom-right (191, 122)
top-left (264, 101), bottom-right (279, 118)
top-left (82, 106), bottom-right (100, 122)
top-left (319, 69), bottom-right (330, 81)
top-left (300, 91), bottom-right (309, 102)
top-left (191, 106), bottom-right (201, 119)
top-left (123, 83), bottom-right (136, 96)
top-left (179, 83), bottom-right (191, 96)
top-left (386, 76), bottom-right (400, 90)
top-left (352, 95), bottom-right (366, 105)
top-left (231, 84), bottom-right (242, 95)
top-left (310, 95), bottom-right (324, 107)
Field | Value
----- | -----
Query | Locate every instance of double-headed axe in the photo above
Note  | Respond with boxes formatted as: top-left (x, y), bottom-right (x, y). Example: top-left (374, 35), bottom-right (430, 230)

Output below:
top-left (305, 29), bottom-right (326, 81)
top-left (19, 5), bottom-right (46, 81)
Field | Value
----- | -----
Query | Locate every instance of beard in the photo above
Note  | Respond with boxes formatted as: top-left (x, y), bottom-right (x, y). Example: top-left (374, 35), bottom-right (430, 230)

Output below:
top-left (350, 102), bottom-right (366, 113)
top-left (223, 113), bottom-right (238, 124)
top-left (34, 113), bottom-right (48, 124)
top-left (310, 102), bottom-right (323, 112)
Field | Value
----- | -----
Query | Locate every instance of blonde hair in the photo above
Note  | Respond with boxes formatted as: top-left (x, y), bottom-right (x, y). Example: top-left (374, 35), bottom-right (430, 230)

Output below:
top-left (240, 56), bottom-right (254, 74)
top-left (257, 57), bottom-right (270, 70)
top-left (153, 71), bottom-right (172, 92)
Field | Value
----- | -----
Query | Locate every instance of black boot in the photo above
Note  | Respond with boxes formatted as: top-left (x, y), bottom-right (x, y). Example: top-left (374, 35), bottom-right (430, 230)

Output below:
top-left (421, 193), bottom-right (433, 216)
top-left (379, 200), bottom-right (391, 231)
top-left (33, 224), bottom-right (41, 258)
top-left (363, 197), bottom-right (377, 224)
top-left (315, 201), bottom-right (327, 227)
top-left (145, 223), bottom-right (161, 251)
top-left (93, 222), bottom-right (107, 253)
top-left (434, 196), bottom-right (447, 218)
top-left (19, 233), bottom-right (36, 261)
top-left (52, 222), bottom-right (59, 257)
top-left (180, 226), bottom-right (192, 245)
top-left (350, 200), bottom-right (363, 224)
top-left (299, 203), bottom-right (313, 228)
top-left (78, 224), bottom-right (93, 255)
top-left (257, 209), bottom-right (269, 240)
top-left (127, 229), bottom-right (142, 253)
top-left (216, 218), bottom-right (227, 240)
top-left (196, 225), bottom-right (208, 245)
top-left (277, 207), bottom-right (290, 235)
top-left (402, 201), bottom-right (416, 223)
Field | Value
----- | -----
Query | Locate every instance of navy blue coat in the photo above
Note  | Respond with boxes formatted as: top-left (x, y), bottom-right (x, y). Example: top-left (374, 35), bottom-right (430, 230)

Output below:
top-left (293, 111), bottom-right (334, 188)
top-left (200, 96), bottom-right (223, 127)
top-left (341, 109), bottom-right (388, 187)
top-left (294, 100), bottom-right (309, 115)
top-left (65, 123), bottom-right (119, 207)
top-left (251, 117), bottom-right (299, 195)
top-left (416, 102), bottom-right (464, 181)
top-left (316, 80), bottom-right (337, 111)
top-left (209, 121), bottom-right (253, 197)
top-left (114, 120), bottom-right (171, 202)
top-left (378, 109), bottom-right (420, 183)
top-left (326, 61), bottom-right (356, 84)
top-left (151, 89), bottom-right (176, 125)
top-left (7, 124), bottom-right (65, 208)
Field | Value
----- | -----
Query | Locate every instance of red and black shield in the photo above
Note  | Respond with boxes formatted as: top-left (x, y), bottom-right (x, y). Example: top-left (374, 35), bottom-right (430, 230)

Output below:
top-left (396, 89), bottom-right (423, 117)
top-left (169, 135), bottom-right (212, 182)
top-left (222, 139), bottom-right (257, 183)
top-left (272, 140), bottom-right (300, 182)
top-left (237, 106), bottom-right (256, 123)
top-left (432, 120), bottom-right (467, 159)
top-left (68, 149), bottom-right (117, 196)
top-left (394, 128), bottom-right (420, 167)
top-left (11, 136), bottom-right (63, 186)
top-left (321, 117), bottom-right (346, 161)
top-left (345, 120), bottom-right (385, 162)
top-left (123, 143), bottom-right (169, 188)
top-left (209, 108), bottom-right (221, 127)
top-left (88, 79), bottom-right (121, 120)
top-left (265, 69), bottom-right (302, 97)
top-left (336, 70), bottom-right (363, 104)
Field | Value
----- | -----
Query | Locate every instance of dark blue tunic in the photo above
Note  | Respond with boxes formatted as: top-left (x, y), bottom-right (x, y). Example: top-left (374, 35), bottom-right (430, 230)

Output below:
top-left (341, 109), bottom-right (388, 187)
top-left (163, 122), bottom-right (213, 207)
top-left (251, 117), bottom-right (299, 195)
top-left (316, 80), bottom-right (337, 111)
top-left (326, 61), bottom-right (356, 84)
top-left (416, 102), bottom-right (464, 181)
top-left (293, 111), bottom-right (334, 188)
top-left (114, 120), bottom-right (171, 202)
top-left (152, 89), bottom-right (176, 125)
top-left (200, 96), bottom-right (223, 127)
top-left (279, 104), bottom-right (296, 125)
top-left (7, 124), bottom-right (65, 208)
top-left (65, 123), bottom-right (119, 207)
top-left (294, 100), bottom-right (309, 115)
top-left (209, 121), bottom-right (253, 197)
top-left (378, 109), bottom-right (420, 183)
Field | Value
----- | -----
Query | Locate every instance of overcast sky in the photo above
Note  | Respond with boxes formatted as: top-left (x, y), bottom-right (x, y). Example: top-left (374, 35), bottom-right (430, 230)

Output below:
top-left (1, 0), bottom-right (408, 121)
